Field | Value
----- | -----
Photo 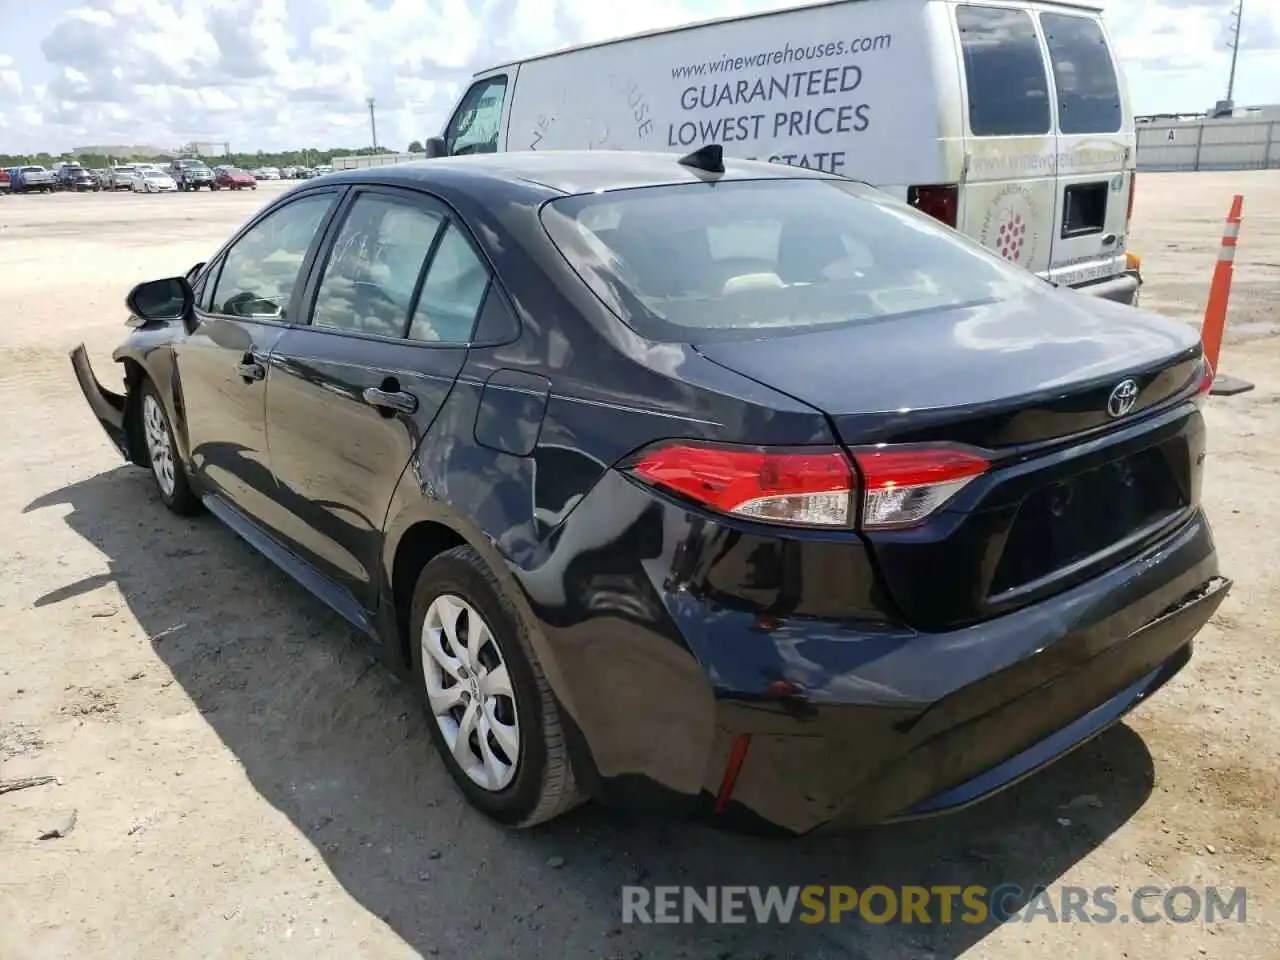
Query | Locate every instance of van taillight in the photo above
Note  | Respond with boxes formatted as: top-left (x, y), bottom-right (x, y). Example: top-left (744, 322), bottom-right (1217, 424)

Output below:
top-left (1126, 172), bottom-right (1136, 227)
top-left (908, 184), bottom-right (959, 228)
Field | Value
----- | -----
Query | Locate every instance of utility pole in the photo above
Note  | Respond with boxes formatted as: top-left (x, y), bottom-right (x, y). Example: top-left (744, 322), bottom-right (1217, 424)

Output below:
top-left (367, 98), bottom-right (378, 153)
top-left (1226, 0), bottom-right (1243, 103)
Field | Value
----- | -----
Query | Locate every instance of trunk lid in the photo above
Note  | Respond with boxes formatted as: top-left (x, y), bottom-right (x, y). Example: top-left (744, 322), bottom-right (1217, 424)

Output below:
top-left (693, 289), bottom-right (1201, 449)
top-left (694, 289), bottom-right (1205, 632)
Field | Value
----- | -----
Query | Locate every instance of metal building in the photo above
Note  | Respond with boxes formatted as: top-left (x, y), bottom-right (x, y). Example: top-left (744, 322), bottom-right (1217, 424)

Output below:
top-left (1136, 105), bottom-right (1280, 172)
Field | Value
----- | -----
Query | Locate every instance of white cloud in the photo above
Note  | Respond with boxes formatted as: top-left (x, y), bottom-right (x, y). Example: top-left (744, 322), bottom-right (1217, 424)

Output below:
top-left (0, 0), bottom-right (1277, 154)
top-left (0, 53), bottom-right (22, 97)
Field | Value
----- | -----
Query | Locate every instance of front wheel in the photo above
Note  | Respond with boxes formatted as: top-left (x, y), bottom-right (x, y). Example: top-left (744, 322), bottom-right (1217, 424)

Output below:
top-left (138, 380), bottom-right (200, 515)
top-left (410, 546), bottom-right (582, 827)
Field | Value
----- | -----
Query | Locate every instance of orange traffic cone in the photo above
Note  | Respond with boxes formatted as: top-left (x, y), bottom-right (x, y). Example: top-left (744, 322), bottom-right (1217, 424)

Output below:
top-left (1201, 195), bottom-right (1254, 396)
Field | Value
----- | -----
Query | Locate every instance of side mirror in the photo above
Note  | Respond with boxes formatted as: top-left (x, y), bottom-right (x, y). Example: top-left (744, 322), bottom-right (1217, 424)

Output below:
top-left (126, 276), bottom-right (193, 323)
top-left (424, 136), bottom-right (448, 159)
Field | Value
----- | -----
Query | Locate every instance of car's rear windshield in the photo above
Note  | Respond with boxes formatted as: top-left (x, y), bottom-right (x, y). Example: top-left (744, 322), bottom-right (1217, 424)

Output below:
top-left (540, 178), bottom-right (1044, 343)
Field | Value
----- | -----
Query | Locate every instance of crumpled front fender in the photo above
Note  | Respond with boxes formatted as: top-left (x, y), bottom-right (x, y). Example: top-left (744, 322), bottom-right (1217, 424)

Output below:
top-left (69, 344), bottom-right (134, 462)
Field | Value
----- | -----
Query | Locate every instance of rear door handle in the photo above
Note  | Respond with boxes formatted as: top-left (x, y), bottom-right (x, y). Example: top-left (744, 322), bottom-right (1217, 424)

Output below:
top-left (235, 359), bottom-right (266, 382)
top-left (362, 387), bottom-right (418, 414)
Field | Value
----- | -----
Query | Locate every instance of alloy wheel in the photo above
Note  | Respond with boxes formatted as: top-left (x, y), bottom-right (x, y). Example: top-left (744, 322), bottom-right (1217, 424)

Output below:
top-left (420, 594), bottom-right (520, 791)
top-left (142, 393), bottom-right (176, 497)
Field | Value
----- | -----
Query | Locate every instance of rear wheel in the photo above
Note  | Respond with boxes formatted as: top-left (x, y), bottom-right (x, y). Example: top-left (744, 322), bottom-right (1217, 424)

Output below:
top-left (409, 546), bottom-right (582, 827)
top-left (139, 379), bottom-right (200, 515)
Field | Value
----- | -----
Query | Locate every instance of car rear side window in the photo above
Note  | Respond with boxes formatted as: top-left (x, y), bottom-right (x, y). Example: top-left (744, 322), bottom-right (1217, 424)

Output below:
top-left (407, 223), bottom-right (490, 343)
top-left (310, 194), bottom-right (445, 339)
top-left (541, 178), bottom-right (1044, 344)
top-left (956, 5), bottom-right (1051, 136)
top-left (1041, 14), bottom-right (1122, 135)
top-left (209, 194), bottom-right (335, 320)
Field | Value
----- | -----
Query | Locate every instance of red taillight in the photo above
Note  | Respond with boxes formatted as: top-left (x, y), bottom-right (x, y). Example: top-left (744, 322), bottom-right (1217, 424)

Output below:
top-left (627, 442), bottom-right (855, 527)
top-left (908, 184), bottom-right (959, 228)
top-left (852, 444), bottom-right (990, 529)
top-left (1126, 172), bottom-right (1137, 227)
top-left (626, 440), bottom-right (990, 531)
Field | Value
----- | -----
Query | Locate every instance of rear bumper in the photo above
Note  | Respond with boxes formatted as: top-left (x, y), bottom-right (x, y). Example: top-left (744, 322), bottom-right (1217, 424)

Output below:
top-left (545, 469), bottom-right (1226, 834)
top-left (700, 514), bottom-right (1224, 834)
top-left (1071, 269), bottom-right (1143, 306)
top-left (70, 344), bottom-right (131, 460)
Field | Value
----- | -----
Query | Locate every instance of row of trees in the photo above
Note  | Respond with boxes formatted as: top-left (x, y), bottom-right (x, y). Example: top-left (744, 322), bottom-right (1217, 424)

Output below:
top-left (1, 143), bottom-right (429, 170)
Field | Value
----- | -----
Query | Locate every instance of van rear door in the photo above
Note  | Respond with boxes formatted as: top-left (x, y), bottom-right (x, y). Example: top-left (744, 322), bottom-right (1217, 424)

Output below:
top-left (953, 4), bottom-right (1056, 280)
top-left (1041, 11), bottom-right (1133, 289)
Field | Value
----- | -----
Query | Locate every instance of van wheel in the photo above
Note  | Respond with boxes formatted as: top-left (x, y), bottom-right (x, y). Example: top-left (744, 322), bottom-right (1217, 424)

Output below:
top-left (409, 546), bottom-right (583, 827)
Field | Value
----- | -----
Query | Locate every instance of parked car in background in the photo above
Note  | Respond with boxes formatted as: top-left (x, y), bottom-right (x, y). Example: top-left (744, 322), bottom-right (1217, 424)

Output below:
top-left (132, 168), bottom-right (179, 193)
top-left (213, 166), bottom-right (256, 190)
top-left (259, 166), bottom-right (281, 180)
top-left (0, 169), bottom-right (10, 192)
top-left (169, 158), bottom-right (216, 191)
top-left (12, 165), bottom-right (56, 193)
top-left (109, 165), bottom-right (137, 190)
top-left (91, 168), bottom-right (112, 189)
top-left (57, 163), bottom-right (99, 192)
top-left (71, 152), bottom-right (1226, 834)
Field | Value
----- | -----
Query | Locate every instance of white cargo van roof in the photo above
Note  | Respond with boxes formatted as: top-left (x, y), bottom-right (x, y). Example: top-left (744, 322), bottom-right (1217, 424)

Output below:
top-left (474, 0), bottom-right (1106, 74)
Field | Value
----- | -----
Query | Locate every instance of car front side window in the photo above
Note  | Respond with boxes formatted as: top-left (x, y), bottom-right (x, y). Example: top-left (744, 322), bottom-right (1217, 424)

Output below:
top-left (209, 195), bottom-right (336, 320)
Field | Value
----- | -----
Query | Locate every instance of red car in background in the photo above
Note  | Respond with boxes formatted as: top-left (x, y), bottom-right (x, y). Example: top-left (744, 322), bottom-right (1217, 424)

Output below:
top-left (212, 166), bottom-right (257, 191)
top-left (0, 169), bottom-right (10, 192)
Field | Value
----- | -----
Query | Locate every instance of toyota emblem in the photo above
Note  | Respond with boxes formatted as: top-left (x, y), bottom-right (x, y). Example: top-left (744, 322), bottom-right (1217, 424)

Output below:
top-left (1107, 379), bottom-right (1140, 418)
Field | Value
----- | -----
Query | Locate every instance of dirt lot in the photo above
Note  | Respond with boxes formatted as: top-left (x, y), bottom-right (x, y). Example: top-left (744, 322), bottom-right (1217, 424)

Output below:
top-left (1, 173), bottom-right (1277, 959)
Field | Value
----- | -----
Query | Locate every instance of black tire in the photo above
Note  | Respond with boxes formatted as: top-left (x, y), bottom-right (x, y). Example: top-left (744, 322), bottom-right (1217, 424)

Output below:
top-left (409, 546), bottom-right (582, 827)
top-left (137, 378), bottom-right (201, 516)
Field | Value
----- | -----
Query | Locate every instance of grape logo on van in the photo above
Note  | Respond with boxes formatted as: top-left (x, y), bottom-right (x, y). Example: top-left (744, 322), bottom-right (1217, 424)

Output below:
top-left (981, 186), bottom-right (1041, 267)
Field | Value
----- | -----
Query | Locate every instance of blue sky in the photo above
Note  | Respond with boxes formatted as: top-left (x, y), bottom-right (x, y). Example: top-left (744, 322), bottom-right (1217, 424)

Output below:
top-left (1, 0), bottom-right (1276, 154)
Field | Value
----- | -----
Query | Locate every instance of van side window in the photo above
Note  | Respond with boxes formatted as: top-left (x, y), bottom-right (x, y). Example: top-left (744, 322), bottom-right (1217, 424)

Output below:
top-left (1041, 14), bottom-right (1122, 135)
top-left (956, 6), bottom-right (1051, 137)
top-left (445, 76), bottom-right (508, 156)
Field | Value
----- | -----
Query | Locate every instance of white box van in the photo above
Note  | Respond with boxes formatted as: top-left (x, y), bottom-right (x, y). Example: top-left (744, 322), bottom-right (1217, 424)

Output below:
top-left (423, 0), bottom-right (1142, 303)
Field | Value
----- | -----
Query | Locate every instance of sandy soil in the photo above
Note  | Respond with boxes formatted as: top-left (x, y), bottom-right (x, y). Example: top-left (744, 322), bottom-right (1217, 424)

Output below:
top-left (0, 175), bottom-right (1277, 959)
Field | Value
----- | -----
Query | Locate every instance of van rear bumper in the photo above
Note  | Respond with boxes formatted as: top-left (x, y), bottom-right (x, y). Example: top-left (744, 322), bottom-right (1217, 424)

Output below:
top-left (1071, 269), bottom-right (1142, 306)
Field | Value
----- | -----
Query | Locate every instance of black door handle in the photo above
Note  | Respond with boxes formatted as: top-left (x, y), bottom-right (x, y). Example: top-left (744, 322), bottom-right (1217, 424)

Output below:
top-left (362, 387), bottom-right (418, 414)
top-left (235, 359), bottom-right (266, 382)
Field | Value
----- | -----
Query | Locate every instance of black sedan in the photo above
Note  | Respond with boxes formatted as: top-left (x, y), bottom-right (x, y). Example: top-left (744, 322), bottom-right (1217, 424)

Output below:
top-left (70, 150), bottom-right (1229, 835)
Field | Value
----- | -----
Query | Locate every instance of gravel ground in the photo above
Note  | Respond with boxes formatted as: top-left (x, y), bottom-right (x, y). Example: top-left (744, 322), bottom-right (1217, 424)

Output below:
top-left (0, 173), bottom-right (1276, 959)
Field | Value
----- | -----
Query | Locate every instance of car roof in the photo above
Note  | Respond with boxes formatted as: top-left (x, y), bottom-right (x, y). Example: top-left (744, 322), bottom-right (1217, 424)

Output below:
top-left (322, 150), bottom-right (841, 199)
